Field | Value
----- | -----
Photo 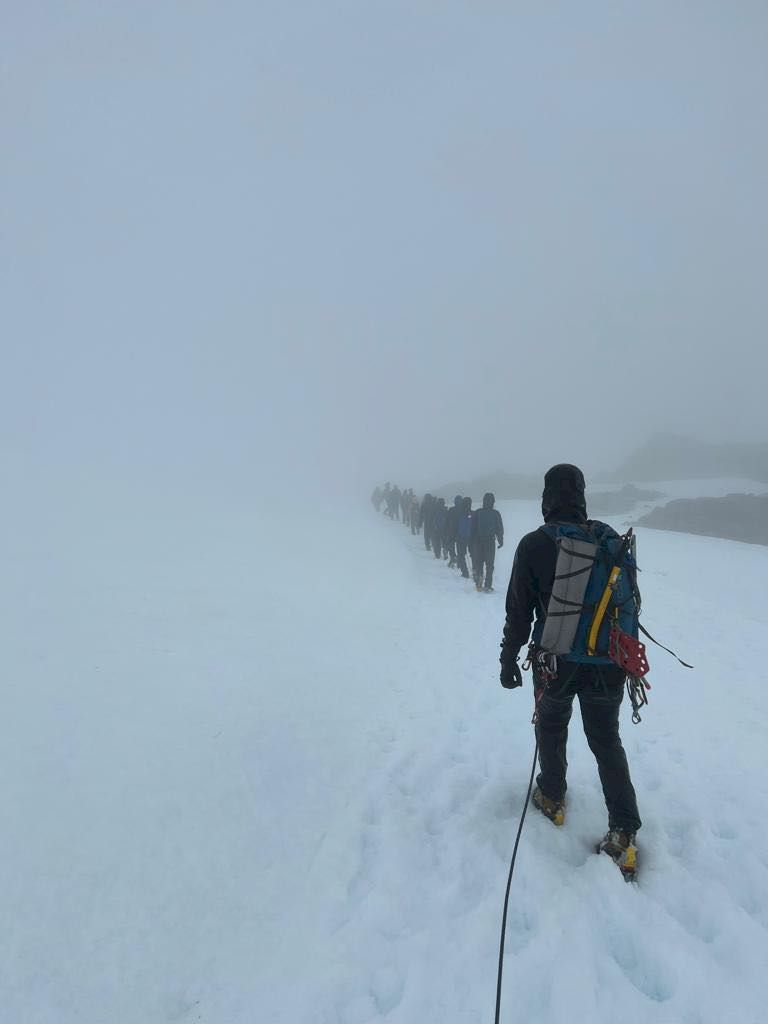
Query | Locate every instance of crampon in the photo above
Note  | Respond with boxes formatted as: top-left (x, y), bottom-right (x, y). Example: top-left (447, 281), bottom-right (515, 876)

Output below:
top-left (596, 830), bottom-right (638, 882)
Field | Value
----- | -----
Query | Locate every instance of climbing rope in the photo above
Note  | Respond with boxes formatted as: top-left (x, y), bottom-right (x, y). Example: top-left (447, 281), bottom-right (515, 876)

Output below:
top-left (494, 729), bottom-right (539, 1024)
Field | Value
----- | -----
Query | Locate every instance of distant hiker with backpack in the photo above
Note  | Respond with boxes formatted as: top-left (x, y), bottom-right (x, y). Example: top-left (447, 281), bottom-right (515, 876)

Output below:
top-left (456, 496), bottom-right (473, 578)
top-left (421, 494), bottom-right (434, 551)
top-left (444, 495), bottom-right (462, 568)
top-left (499, 464), bottom-right (641, 878)
top-left (391, 485), bottom-right (402, 521)
top-left (409, 493), bottom-right (421, 535)
top-left (472, 492), bottom-right (504, 591)
top-left (400, 488), bottom-right (410, 525)
top-left (431, 498), bottom-right (448, 559)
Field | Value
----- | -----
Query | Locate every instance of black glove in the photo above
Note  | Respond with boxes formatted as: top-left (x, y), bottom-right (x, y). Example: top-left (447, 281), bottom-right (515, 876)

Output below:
top-left (499, 645), bottom-right (522, 689)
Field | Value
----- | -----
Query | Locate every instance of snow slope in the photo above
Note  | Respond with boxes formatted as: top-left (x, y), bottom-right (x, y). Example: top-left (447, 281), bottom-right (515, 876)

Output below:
top-left (591, 477), bottom-right (768, 503)
top-left (2, 485), bottom-right (767, 1023)
top-left (589, 476), bottom-right (768, 524)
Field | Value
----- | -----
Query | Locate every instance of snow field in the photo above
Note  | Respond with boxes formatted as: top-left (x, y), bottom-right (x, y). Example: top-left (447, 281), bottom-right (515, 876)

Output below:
top-left (1, 484), bottom-right (766, 1023)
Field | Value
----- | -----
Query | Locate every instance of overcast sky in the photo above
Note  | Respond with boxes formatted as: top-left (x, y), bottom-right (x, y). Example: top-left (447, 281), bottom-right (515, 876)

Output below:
top-left (3, 1), bottom-right (767, 494)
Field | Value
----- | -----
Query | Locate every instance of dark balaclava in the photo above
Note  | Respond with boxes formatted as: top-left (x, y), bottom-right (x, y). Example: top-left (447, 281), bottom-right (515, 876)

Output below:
top-left (541, 464), bottom-right (587, 523)
top-left (454, 495), bottom-right (462, 507)
top-left (482, 492), bottom-right (495, 509)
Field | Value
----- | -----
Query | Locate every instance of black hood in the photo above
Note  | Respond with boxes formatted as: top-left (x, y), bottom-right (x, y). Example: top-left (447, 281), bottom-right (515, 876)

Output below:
top-left (541, 464), bottom-right (587, 523)
top-left (482, 492), bottom-right (495, 509)
top-left (454, 495), bottom-right (462, 506)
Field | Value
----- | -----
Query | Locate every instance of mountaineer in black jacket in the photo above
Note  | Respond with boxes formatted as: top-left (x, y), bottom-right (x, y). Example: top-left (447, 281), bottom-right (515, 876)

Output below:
top-left (431, 498), bottom-right (448, 559)
top-left (456, 496), bottom-right (473, 578)
top-left (499, 464), bottom-right (641, 864)
top-left (471, 492), bottom-right (503, 591)
top-left (420, 494), bottom-right (434, 551)
top-left (443, 495), bottom-right (462, 568)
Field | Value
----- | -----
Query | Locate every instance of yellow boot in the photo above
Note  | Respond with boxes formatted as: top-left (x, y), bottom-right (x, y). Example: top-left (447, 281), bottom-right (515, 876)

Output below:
top-left (597, 830), bottom-right (638, 881)
top-left (532, 787), bottom-right (565, 827)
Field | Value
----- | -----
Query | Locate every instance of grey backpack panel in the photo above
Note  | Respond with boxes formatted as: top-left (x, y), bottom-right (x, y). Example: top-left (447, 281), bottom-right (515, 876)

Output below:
top-left (539, 537), bottom-right (598, 654)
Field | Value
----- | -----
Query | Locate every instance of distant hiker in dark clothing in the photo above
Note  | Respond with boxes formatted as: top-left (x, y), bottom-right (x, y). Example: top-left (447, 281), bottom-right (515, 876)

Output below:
top-left (444, 495), bottom-right (462, 568)
top-left (408, 489), bottom-right (417, 527)
top-left (421, 494), bottom-right (434, 551)
top-left (383, 483), bottom-right (395, 518)
top-left (391, 485), bottom-right (402, 521)
top-left (409, 493), bottom-right (421, 535)
top-left (499, 463), bottom-right (641, 870)
top-left (431, 498), bottom-right (447, 559)
top-left (472, 492), bottom-right (503, 591)
top-left (404, 489), bottom-right (411, 526)
top-left (456, 497), bottom-right (473, 578)
top-left (371, 486), bottom-right (383, 512)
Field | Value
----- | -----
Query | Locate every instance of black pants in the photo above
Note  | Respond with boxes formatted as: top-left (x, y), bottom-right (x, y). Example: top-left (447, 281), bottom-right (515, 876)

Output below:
top-left (433, 534), bottom-right (442, 559)
top-left (473, 537), bottom-right (496, 588)
top-left (457, 539), bottom-right (470, 577)
top-left (534, 661), bottom-right (641, 833)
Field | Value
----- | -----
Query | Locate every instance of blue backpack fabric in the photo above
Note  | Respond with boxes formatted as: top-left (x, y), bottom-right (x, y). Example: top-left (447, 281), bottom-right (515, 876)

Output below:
top-left (458, 514), bottom-right (473, 542)
top-left (532, 521), bottom-right (639, 664)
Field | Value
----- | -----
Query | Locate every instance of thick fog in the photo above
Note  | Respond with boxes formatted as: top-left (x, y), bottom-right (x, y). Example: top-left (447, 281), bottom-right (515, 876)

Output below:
top-left (4, 2), bottom-right (768, 498)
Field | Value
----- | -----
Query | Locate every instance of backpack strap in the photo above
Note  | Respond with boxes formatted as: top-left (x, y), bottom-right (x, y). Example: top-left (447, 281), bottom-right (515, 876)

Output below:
top-left (638, 623), bottom-right (694, 668)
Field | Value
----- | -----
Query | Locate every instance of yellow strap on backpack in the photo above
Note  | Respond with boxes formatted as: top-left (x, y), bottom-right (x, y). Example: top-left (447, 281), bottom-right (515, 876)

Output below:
top-left (587, 566), bottom-right (622, 657)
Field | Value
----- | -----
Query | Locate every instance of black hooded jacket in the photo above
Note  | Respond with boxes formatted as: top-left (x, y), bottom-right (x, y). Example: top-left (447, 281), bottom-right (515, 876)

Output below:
top-left (502, 465), bottom-right (588, 653)
top-left (444, 496), bottom-right (462, 543)
top-left (472, 492), bottom-right (503, 545)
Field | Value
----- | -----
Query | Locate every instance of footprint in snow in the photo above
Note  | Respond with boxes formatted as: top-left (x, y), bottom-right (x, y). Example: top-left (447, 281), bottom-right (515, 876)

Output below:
top-left (605, 924), bottom-right (676, 1003)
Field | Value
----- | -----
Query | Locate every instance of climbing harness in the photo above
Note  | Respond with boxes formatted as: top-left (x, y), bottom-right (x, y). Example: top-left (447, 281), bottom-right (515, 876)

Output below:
top-left (523, 645), bottom-right (557, 685)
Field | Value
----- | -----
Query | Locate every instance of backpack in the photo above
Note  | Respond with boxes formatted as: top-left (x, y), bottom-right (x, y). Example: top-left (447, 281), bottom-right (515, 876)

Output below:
top-left (458, 513), bottom-right (473, 542)
top-left (532, 521), bottom-right (639, 665)
top-left (432, 507), bottom-right (447, 533)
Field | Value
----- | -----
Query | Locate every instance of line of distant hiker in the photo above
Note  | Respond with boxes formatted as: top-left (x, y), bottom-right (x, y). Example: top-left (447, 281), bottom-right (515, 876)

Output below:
top-left (371, 483), bottom-right (504, 592)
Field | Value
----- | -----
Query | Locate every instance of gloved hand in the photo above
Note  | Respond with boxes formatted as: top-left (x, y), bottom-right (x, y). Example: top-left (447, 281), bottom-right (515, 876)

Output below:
top-left (499, 645), bottom-right (522, 689)
top-left (498, 541), bottom-right (504, 548)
